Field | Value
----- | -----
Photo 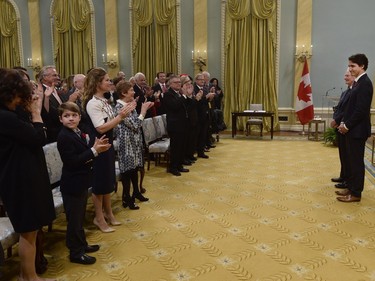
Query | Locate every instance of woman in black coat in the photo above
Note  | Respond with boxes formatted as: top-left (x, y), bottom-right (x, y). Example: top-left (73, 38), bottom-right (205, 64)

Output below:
top-left (0, 68), bottom-right (56, 281)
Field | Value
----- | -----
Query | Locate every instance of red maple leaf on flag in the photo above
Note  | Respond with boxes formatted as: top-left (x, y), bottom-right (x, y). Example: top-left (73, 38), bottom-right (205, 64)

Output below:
top-left (297, 60), bottom-right (312, 103)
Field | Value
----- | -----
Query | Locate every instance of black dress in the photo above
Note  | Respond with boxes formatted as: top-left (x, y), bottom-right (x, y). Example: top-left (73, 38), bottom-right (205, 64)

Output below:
top-left (85, 97), bottom-right (116, 195)
top-left (0, 106), bottom-right (56, 233)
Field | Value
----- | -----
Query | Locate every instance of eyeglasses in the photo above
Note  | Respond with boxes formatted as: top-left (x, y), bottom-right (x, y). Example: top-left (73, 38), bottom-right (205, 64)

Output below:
top-left (171, 81), bottom-right (181, 84)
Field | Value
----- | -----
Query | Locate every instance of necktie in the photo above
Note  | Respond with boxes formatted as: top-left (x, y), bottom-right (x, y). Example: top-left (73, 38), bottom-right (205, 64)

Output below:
top-left (161, 83), bottom-right (167, 93)
top-left (52, 89), bottom-right (63, 104)
top-left (352, 81), bottom-right (358, 88)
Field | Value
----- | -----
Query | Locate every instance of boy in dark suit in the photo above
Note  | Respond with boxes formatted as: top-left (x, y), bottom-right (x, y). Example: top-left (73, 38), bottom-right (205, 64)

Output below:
top-left (57, 102), bottom-right (111, 264)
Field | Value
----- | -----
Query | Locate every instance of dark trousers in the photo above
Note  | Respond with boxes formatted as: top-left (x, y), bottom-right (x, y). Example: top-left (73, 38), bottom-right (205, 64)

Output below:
top-left (121, 169), bottom-right (140, 203)
top-left (169, 131), bottom-right (186, 170)
top-left (197, 115), bottom-right (208, 154)
top-left (337, 131), bottom-right (348, 180)
top-left (185, 125), bottom-right (198, 158)
top-left (345, 137), bottom-right (366, 197)
top-left (62, 190), bottom-right (88, 258)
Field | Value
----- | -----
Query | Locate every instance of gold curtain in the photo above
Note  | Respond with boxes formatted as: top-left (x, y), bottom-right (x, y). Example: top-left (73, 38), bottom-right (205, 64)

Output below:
top-left (0, 0), bottom-right (20, 68)
top-left (132, 0), bottom-right (177, 81)
top-left (52, 0), bottom-right (93, 79)
top-left (224, 0), bottom-right (279, 131)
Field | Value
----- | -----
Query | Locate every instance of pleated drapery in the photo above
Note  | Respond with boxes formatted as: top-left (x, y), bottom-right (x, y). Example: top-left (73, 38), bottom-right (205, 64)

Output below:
top-left (52, 0), bottom-right (93, 78)
top-left (132, 0), bottom-right (177, 81)
top-left (0, 0), bottom-right (20, 68)
top-left (224, 0), bottom-right (279, 131)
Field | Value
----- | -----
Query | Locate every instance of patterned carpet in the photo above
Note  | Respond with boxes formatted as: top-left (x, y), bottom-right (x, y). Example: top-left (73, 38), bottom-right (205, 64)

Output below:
top-left (2, 135), bottom-right (375, 281)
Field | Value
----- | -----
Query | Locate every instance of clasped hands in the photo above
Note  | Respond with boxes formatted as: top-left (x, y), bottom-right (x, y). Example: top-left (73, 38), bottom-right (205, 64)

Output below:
top-left (93, 135), bottom-right (111, 154)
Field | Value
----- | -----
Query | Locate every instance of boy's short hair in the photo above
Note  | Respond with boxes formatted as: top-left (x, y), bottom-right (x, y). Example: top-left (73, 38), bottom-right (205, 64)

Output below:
top-left (58, 102), bottom-right (81, 117)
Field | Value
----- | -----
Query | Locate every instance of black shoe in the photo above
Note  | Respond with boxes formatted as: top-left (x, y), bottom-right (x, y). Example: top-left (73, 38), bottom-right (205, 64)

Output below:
top-left (335, 182), bottom-right (348, 189)
top-left (122, 201), bottom-right (140, 210)
top-left (204, 148), bottom-right (210, 152)
top-left (331, 177), bottom-right (344, 183)
top-left (208, 144), bottom-right (216, 148)
top-left (133, 194), bottom-right (149, 202)
top-left (70, 254), bottom-right (96, 265)
top-left (178, 167), bottom-right (189, 173)
top-left (85, 244), bottom-right (100, 253)
top-left (169, 169), bottom-right (181, 176)
top-left (198, 153), bottom-right (209, 159)
top-left (190, 156), bottom-right (197, 161)
top-left (183, 160), bottom-right (192, 166)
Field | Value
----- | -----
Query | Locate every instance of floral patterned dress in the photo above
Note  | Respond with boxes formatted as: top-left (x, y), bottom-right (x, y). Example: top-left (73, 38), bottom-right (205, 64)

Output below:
top-left (115, 100), bottom-right (144, 173)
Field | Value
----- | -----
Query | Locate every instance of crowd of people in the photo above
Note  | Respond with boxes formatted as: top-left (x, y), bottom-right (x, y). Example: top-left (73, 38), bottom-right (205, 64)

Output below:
top-left (0, 65), bottom-right (225, 280)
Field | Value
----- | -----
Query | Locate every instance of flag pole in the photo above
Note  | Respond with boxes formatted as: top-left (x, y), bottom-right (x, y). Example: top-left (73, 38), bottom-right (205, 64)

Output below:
top-left (299, 124), bottom-right (306, 135)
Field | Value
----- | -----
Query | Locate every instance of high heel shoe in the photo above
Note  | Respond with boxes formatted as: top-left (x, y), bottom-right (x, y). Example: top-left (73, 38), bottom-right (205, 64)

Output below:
top-left (133, 193), bottom-right (149, 202)
top-left (103, 214), bottom-right (122, 226)
top-left (93, 218), bottom-right (115, 233)
top-left (122, 201), bottom-right (140, 210)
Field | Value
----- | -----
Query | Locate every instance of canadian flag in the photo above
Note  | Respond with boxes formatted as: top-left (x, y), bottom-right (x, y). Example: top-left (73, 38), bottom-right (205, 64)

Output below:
top-left (295, 60), bottom-right (314, 125)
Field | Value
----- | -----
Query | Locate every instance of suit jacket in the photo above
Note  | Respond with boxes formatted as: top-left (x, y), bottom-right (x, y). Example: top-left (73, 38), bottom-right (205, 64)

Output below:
top-left (151, 83), bottom-right (165, 115)
top-left (333, 87), bottom-right (351, 124)
top-left (41, 86), bottom-right (67, 143)
top-left (162, 88), bottom-right (188, 133)
top-left (194, 84), bottom-right (209, 120)
top-left (57, 126), bottom-right (95, 195)
top-left (342, 73), bottom-right (373, 139)
top-left (134, 84), bottom-right (156, 117)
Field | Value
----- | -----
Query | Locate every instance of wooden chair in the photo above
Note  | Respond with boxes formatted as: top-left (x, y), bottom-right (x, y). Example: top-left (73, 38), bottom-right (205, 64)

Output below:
top-left (245, 104), bottom-right (264, 136)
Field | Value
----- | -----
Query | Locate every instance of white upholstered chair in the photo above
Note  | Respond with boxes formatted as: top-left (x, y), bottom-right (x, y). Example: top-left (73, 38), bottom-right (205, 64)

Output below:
top-left (245, 104), bottom-right (264, 136)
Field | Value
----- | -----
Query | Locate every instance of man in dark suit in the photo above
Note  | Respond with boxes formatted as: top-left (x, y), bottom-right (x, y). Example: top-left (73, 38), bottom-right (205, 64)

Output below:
top-left (151, 71), bottom-right (167, 115)
top-left (57, 102), bottom-right (111, 264)
top-left (194, 73), bottom-right (215, 158)
top-left (336, 54), bottom-right (373, 202)
top-left (162, 75), bottom-right (189, 176)
top-left (330, 70), bottom-right (355, 188)
top-left (40, 65), bottom-right (67, 143)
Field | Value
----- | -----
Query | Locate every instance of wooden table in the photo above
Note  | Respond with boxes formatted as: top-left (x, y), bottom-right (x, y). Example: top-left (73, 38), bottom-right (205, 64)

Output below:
top-left (231, 111), bottom-right (274, 139)
top-left (308, 119), bottom-right (326, 141)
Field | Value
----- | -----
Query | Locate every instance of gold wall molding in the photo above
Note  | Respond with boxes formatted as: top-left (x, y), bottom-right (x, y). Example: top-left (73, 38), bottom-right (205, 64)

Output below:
top-left (176, 0), bottom-right (181, 74)
top-left (104, 0), bottom-right (119, 76)
top-left (293, 0), bottom-right (312, 124)
top-left (221, 0), bottom-right (226, 88)
top-left (27, 0), bottom-right (41, 69)
top-left (128, 1), bottom-right (134, 75)
top-left (193, 0), bottom-right (207, 74)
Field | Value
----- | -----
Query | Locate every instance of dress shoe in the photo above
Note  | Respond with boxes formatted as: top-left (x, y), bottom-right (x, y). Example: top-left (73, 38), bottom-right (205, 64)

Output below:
top-left (122, 201), bottom-right (140, 210)
top-left (204, 148), bottom-right (210, 152)
top-left (133, 193), bottom-right (149, 202)
top-left (85, 244), bottom-right (100, 253)
top-left (208, 144), bottom-right (216, 148)
top-left (93, 218), bottom-right (115, 233)
top-left (70, 254), bottom-right (96, 265)
top-left (169, 169), bottom-right (181, 176)
top-left (183, 160), bottom-right (192, 166)
top-left (178, 167), bottom-right (189, 173)
top-left (337, 194), bottom-right (361, 202)
top-left (190, 156), bottom-right (197, 161)
top-left (331, 177), bottom-right (344, 183)
top-left (335, 182), bottom-right (348, 189)
top-left (140, 187), bottom-right (146, 193)
top-left (335, 189), bottom-right (351, 196)
top-left (198, 153), bottom-right (209, 159)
